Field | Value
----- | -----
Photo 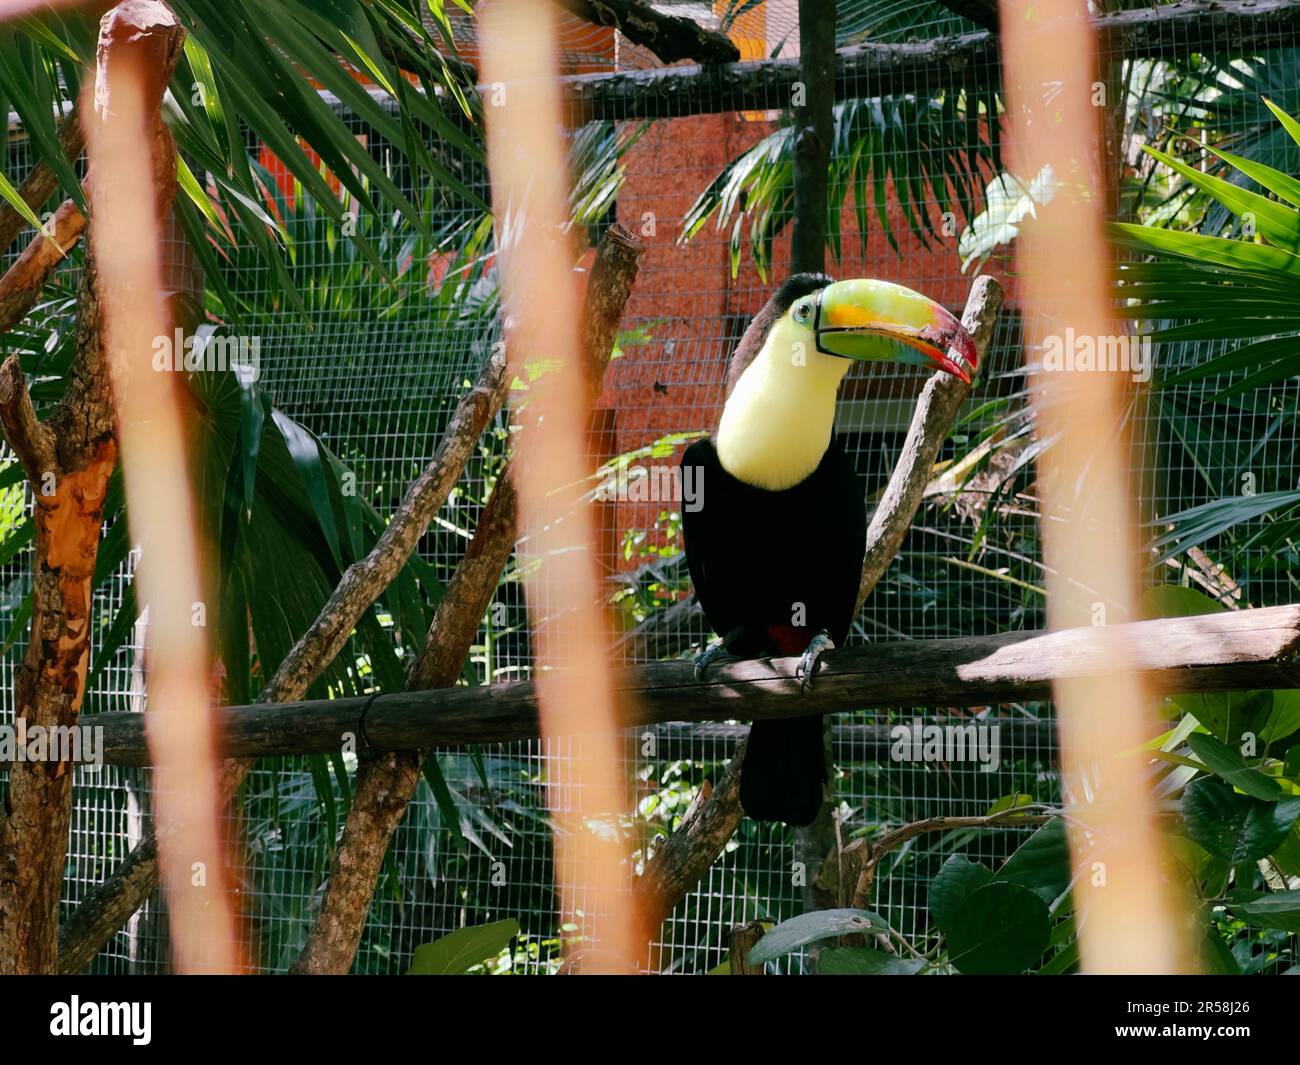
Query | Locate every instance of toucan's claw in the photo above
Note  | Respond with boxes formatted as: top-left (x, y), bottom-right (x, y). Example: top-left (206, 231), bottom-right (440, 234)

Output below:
top-left (693, 628), bottom-right (745, 682)
top-left (796, 630), bottom-right (834, 693)
top-left (693, 643), bottom-right (734, 682)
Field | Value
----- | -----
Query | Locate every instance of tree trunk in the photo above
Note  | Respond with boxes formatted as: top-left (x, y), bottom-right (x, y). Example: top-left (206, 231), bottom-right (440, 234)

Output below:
top-left (0, 0), bottom-right (183, 975)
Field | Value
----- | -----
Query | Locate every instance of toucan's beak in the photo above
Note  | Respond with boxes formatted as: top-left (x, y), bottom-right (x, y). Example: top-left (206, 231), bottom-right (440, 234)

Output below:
top-left (814, 278), bottom-right (977, 385)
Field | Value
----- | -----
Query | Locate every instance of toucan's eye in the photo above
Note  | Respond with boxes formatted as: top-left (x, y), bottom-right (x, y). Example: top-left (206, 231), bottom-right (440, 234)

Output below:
top-left (792, 300), bottom-right (812, 324)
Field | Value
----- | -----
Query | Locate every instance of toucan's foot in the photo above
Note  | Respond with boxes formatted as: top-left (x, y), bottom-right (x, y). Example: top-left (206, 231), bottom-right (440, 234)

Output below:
top-left (693, 628), bottom-right (744, 681)
top-left (796, 630), bottom-right (834, 693)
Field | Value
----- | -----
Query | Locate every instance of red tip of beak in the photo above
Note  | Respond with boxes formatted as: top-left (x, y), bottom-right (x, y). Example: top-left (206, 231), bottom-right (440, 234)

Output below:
top-left (920, 309), bottom-right (978, 385)
top-left (931, 349), bottom-right (973, 385)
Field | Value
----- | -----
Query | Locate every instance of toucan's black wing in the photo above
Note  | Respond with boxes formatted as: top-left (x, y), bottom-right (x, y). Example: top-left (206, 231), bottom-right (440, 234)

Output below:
top-left (679, 438), bottom-right (733, 636)
top-left (804, 439), bottom-right (868, 646)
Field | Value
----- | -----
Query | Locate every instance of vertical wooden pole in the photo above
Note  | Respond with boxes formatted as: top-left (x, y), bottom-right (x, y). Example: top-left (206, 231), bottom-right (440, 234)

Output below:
top-left (790, 0), bottom-right (836, 275)
top-left (790, 0), bottom-right (839, 935)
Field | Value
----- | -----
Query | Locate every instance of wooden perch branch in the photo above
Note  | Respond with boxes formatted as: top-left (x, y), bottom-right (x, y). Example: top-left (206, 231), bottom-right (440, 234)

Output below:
top-left (82, 604), bottom-right (1300, 765)
top-left (559, 0), bottom-right (1300, 121)
top-left (554, 0), bottom-right (739, 64)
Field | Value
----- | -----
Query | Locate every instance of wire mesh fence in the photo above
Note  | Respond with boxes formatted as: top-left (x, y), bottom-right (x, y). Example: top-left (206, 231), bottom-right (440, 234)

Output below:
top-left (0, 2), bottom-right (1297, 974)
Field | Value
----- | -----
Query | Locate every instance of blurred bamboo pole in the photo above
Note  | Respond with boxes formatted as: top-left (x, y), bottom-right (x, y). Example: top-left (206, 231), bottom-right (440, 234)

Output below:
top-left (82, 1), bottom-right (238, 974)
top-left (480, 0), bottom-right (647, 970)
top-left (1000, 0), bottom-right (1193, 973)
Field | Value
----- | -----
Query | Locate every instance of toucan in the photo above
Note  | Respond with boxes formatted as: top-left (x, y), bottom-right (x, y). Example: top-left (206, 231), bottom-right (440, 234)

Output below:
top-left (679, 273), bottom-right (977, 826)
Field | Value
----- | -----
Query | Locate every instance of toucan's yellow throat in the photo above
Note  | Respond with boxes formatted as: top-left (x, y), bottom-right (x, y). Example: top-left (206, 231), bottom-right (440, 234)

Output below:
top-left (716, 276), bottom-right (976, 492)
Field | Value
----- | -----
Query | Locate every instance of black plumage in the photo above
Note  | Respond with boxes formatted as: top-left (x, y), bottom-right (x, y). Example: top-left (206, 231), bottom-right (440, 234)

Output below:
top-left (679, 436), bottom-right (866, 825)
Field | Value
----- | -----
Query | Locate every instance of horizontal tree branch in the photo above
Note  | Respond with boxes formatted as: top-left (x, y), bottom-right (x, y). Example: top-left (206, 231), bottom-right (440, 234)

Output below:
top-left (84, 604), bottom-right (1300, 766)
top-left (554, 0), bottom-right (739, 64)
top-left (558, 0), bottom-right (1300, 121)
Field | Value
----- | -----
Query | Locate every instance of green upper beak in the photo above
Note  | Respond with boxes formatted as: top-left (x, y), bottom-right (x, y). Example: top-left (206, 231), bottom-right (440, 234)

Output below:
top-left (813, 278), bottom-right (978, 385)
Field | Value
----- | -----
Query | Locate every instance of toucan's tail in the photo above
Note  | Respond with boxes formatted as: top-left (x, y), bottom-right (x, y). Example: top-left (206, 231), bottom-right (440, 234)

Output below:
top-left (739, 715), bottom-right (826, 826)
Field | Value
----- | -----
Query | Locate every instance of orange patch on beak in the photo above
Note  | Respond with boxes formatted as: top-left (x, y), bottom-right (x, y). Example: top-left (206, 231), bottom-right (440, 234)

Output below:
top-left (822, 303), bottom-right (885, 329)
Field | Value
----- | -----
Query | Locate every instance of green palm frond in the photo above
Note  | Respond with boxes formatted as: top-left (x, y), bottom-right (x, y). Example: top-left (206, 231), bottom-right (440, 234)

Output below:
top-left (1140, 50), bottom-right (1300, 236)
top-left (1112, 98), bottom-right (1300, 400)
top-left (1112, 98), bottom-right (1300, 573)
top-left (680, 91), bottom-right (999, 280)
top-left (0, 1), bottom-right (483, 301)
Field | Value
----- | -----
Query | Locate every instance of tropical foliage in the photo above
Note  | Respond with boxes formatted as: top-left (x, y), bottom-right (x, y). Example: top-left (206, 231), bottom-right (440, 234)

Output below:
top-left (680, 92), bottom-right (1000, 279)
top-left (1112, 99), bottom-right (1300, 569)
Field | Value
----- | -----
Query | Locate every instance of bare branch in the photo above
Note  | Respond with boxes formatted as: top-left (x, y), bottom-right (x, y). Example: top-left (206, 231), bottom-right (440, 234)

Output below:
top-left (857, 275), bottom-right (1003, 612)
top-left (554, 0), bottom-right (739, 65)
top-left (0, 356), bottom-right (57, 481)
top-left (56, 836), bottom-right (158, 975)
top-left (0, 200), bottom-right (88, 337)
top-left (851, 811), bottom-right (1054, 908)
top-left (559, 0), bottom-right (1300, 121)
top-left (637, 736), bottom-right (747, 934)
top-left (0, 108), bottom-right (84, 257)
top-left (262, 347), bottom-right (510, 704)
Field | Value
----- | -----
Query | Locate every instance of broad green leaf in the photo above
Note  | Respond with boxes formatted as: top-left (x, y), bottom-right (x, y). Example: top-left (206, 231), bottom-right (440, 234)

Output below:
top-left (1199, 912), bottom-right (1243, 975)
top-left (1232, 890), bottom-right (1300, 933)
top-left (747, 908), bottom-right (888, 966)
top-left (1110, 221), bottom-right (1300, 279)
top-left (1186, 733), bottom-right (1282, 800)
top-left (406, 918), bottom-right (520, 975)
top-left (928, 855), bottom-right (992, 932)
top-left (270, 409), bottom-right (342, 570)
top-left (987, 793), bottom-right (1037, 815)
top-left (945, 883), bottom-right (1051, 975)
top-left (1139, 585), bottom-right (1224, 619)
top-left (1140, 144), bottom-right (1300, 252)
top-left (1271, 825), bottom-right (1300, 878)
top-left (1261, 690), bottom-right (1300, 744)
top-left (1182, 777), bottom-right (1300, 863)
top-left (997, 819), bottom-right (1071, 904)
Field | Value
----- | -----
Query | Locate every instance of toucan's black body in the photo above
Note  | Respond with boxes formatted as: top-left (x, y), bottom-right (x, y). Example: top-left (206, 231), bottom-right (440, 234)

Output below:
top-left (678, 272), bottom-right (974, 825)
top-left (680, 437), bottom-right (866, 826)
